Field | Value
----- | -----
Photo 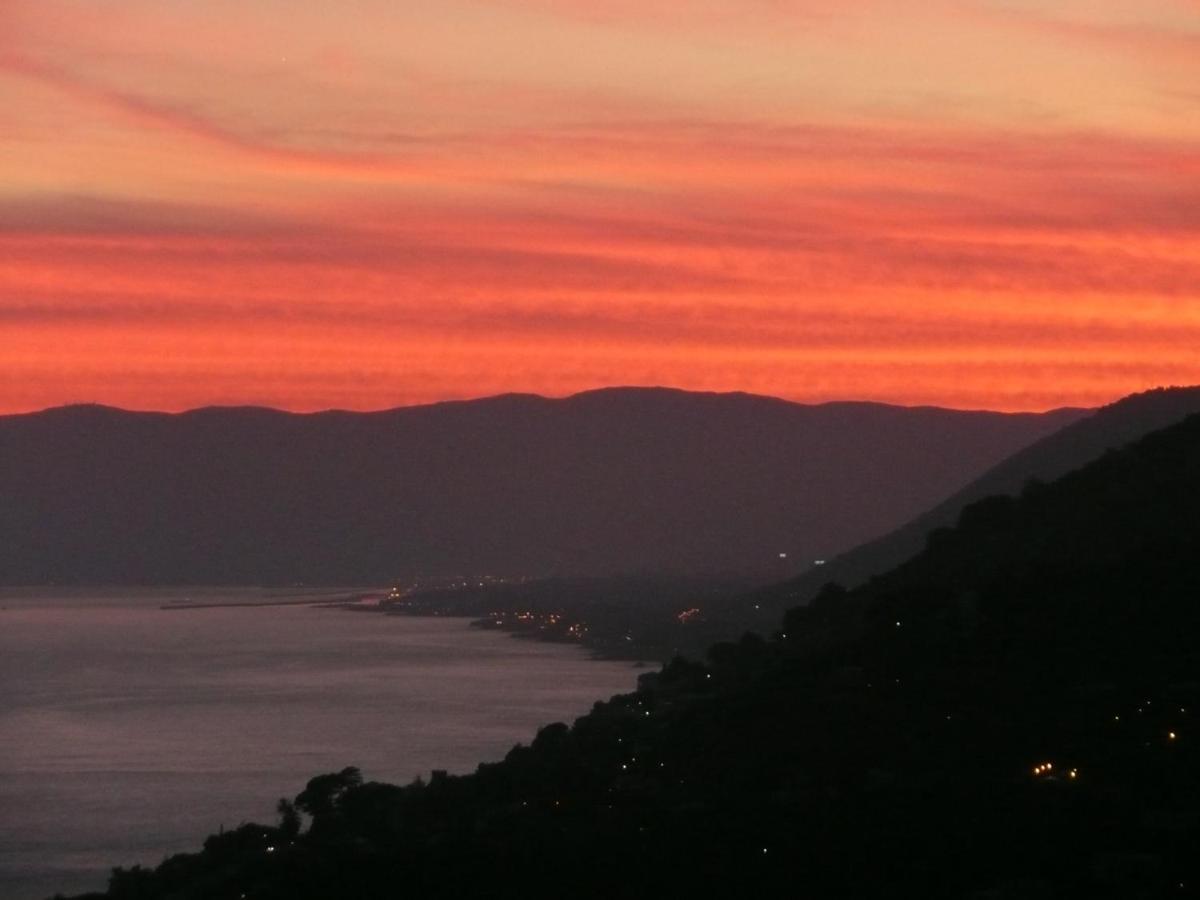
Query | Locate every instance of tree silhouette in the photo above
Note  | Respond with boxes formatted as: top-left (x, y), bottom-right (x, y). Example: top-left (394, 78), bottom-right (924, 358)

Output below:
top-left (294, 766), bottom-right (362, 833)
top-left (276, 797), bottom-right (301, 839)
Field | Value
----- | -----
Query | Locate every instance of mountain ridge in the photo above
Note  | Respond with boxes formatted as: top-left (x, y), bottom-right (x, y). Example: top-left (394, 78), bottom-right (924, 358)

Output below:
top-left (15, 384), bottom-right (1091, 419)
top-left (746, 384), bottom-right (1200, 622)
top-left (0, 387), bottom-right (1085, 585)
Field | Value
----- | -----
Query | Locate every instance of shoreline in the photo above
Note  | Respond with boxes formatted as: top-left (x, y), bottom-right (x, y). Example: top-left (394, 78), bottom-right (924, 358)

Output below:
top-left (161, 592), bottom-right (383, 611)
top-left (378, 605), bottom-right (662, 665)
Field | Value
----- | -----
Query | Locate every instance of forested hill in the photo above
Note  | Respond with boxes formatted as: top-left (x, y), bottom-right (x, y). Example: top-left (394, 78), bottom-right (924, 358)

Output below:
top-left (69, 412), bottom-right (1200, 899)
top-left (746, 384), bottom-right (1200, 623)
top-left (0, 388), bottom-right (1083, 584)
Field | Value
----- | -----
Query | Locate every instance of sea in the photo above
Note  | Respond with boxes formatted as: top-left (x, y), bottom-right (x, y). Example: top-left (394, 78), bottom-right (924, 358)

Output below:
top-left (0, 588), bottom-right (639, 900)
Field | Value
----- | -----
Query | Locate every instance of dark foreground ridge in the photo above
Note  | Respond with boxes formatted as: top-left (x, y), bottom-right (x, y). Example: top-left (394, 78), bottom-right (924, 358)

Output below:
top-left (747, 385), bottom-right (1200, 625)
top-left (0, 387), bottom-right (1082, 583)
top-left (62, 411), bottom-right (1200, 899)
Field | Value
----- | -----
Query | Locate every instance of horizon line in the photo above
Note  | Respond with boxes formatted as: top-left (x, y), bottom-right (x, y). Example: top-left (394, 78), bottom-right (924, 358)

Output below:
top-left (0, 383), bottom-right (1144, 419)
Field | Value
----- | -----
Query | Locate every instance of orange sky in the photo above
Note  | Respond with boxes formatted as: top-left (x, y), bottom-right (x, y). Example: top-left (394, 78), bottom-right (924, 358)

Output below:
top-left (2, 0), bottom-right (1198, 412)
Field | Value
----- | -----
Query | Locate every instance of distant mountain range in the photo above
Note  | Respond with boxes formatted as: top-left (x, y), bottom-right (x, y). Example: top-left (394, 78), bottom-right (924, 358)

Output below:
top-left (0, 388), bottom-right (1084, 585)
top-left (747, 385), bottom-right (1200, 622)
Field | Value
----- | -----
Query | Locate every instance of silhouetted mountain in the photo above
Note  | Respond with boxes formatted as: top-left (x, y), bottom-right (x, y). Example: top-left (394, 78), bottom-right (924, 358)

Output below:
top-left (747, 385), bottom-right (1200, 621)
top-left (64, 410), bottom-right (1200, 898)
top-left (0, 388), bottom-right (1083, 585)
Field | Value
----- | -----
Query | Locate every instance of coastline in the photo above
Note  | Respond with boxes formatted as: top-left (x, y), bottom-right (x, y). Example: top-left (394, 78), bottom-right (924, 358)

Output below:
top-left (161, 592), bottom-right (379, 611)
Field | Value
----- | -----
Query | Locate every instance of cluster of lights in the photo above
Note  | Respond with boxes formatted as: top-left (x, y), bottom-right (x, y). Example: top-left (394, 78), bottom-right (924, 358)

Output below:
top-left (484, 609), bottom-right (594, 641)
top-left (1032, 762), bottom-right (1079, 780)
top-left (676, 607), bottom-right (702, 624)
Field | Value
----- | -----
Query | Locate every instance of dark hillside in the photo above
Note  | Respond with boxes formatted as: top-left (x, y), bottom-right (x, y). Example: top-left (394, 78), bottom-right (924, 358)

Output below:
top-left (747, 384), bottom-right (1200, 624)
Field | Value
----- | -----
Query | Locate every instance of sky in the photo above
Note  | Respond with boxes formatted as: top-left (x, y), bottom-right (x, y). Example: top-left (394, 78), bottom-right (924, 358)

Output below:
top-left (1, 0), bottom-right (1198, 413)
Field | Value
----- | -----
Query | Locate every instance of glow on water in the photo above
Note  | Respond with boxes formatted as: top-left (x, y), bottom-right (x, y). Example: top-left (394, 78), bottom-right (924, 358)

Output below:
top-left (0, 588), bottom-right (638, 900)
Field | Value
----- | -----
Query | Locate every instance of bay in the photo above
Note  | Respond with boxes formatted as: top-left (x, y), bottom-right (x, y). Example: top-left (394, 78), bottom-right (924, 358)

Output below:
top-left (0, 589), bottom-right (639, 900)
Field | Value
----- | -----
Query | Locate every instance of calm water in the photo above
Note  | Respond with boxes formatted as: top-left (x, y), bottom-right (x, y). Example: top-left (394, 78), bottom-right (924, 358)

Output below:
top-left (0, 589), bottom-right (639, 900)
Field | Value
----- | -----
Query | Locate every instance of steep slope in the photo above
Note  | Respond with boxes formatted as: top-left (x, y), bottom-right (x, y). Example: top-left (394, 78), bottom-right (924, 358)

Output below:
top-left (748, 384), bottom-right (1200, 621)
top-left (0, 388), bottom-right (1082, 584)
top-left (69, 411), bottom-right (1200, 899)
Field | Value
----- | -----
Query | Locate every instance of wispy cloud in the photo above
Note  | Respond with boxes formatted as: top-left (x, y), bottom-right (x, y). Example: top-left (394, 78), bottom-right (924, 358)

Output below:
top-left (0, 52), bottom-right (438, 179)
top-left (971, 5), bottom-right (1200, 62)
